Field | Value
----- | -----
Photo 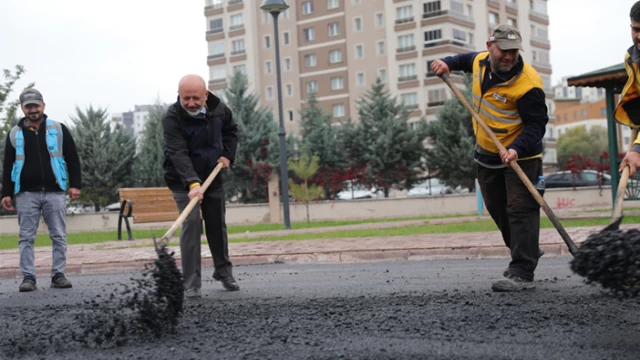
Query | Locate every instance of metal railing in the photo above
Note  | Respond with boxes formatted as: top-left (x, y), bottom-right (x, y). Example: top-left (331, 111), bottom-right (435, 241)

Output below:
top-left (231, 49), bottom-right (246, 56)
top-left (229, 24), bottom-right (244, 31)
top-left (228, 0), bottom-right (243, 5)
top-left (207, 54), bottom-right (225, 60)
top-left (396, 45), bottom-right (416, 53)
top-left (207, 28), bottom-right (223, 35)
top-left (423, 9), bottom-right (473, 22)
top-left (395, 16), bottom-right (414, 25)
top-left (398, 75), bottom-right (418, 82)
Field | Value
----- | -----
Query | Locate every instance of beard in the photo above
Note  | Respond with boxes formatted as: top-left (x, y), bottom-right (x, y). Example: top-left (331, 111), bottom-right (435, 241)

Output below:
top-left (26, 112), bottom-right (42, 121)
top-left (181, 104), bottom-right (201, 117)
top-left (490, 58), bottom-right (517, 74)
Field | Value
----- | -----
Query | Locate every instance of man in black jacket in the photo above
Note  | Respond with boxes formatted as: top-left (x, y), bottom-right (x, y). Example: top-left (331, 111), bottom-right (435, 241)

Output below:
top-left (1, 88), bottom-right (82, 292)
top-left (163, 74), bottom-right (238, 298)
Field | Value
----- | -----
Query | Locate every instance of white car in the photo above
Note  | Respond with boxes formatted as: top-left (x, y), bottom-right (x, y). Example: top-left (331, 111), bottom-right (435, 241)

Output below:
top-left (407, 178), bottom-right (453, 197)
top-left (336, 181), bottom-right (377, 200)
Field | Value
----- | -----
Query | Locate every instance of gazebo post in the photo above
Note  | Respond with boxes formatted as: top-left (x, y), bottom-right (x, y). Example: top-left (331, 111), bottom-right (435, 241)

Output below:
top-left (605, 87), bottom-right (620, 204)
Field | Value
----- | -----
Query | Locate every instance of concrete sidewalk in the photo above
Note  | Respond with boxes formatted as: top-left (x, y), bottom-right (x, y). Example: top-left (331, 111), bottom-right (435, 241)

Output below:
top-left (1, 219), bottom-right (635, 279)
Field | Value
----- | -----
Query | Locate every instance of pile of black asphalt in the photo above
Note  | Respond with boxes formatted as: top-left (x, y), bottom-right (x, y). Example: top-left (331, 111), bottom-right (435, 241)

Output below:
top-left (0, 249), bottom-right (183, 358)
top-left (0, 258), bottom-right (639, 359)
top-left (571, 228), bottom-right (640, 298)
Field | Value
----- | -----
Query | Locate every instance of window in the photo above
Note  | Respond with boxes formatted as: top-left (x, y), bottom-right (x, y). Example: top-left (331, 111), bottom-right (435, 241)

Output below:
top-left (304, 27), bottom-right (315, 41)
top-left (375, 13), bottom-right (384, 28)
top-left (283, 32), bottom-right (290, 45)
top-left (600, 108), bottom-right (606, 116)
top-left (304, 54), bottom-right (317, 67)
top-left (328, 0), bottom-right (339, 10)
top-left (377, 41), bottom-right (386, 55)
top-left (427, 88), bottom-right (446, 106)
top-left (211, 67), bottom-right (226, 80)
top-left (333, 104), bottom-right (345, 117)
top-left (450, 0), bottom-right (464, 13)
top-left (267, 86), bottom-right (274, 100)
top-left (401, 93), bottom-right (418, 106)
top-left (489, 12), bottom-right (498, 25)
top-left (306, 80), bottom-right (318, 94)
top-left (452, 29), bottom-right (466, 42)
top-left (286, 84), bottom-right (293, 96)
top-left (582, 109), bottom-right (588, 118)
top-left (378, 69), bottom-right (387, 83)
top-left (302, 1), bottom-right (313, 14)
top-left (265, 61), bottom-right (272, 74)
top-left (288, 110), bottom-right (294, 122)
top-left (399, 63), bottom-right (416, 78)
top-left (331, 76), bottom-right (344, 90)
top-left (208, 41), bottom-right (224, 56)
top-left (356, 72), bottom-right (365, 86)
top-left (284, 57), bottom-right (292, 71)
top-left (329, 49), bottom-right (342, 63)
top-left (233, 64), bottom-right (246, 74)
top-left (328, 22), bottom-right (341, 36)
top-left (507, 18), bottom-right (517, 27)
top-left (424, 30), bottom-right (442, 43)
top-left (265, 35), bottom-right (271, 49)
top-left (355, 45), bottom-right (364, 59)
top-left (263, 11), bottom-right (271, 23)
top-left (230, 14), bottom-right (244, 28)
top-left (423, 1), bottom-right (441, 15)
top-left (231, 39), bottom-right (245, 54)
top-left (398, 34), bottom-right (415, 50)
top-left (396, 5), bottom-right (413, 21)
top-left (574, 111), bottom-right (578, 120)
top-left (354, 17), bottom-right (362, 31)
top-left (210, 18), bottom-right (223, 32)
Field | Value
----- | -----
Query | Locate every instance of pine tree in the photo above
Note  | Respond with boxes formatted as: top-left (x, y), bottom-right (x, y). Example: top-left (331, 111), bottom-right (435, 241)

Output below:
top-left (222, 69), bottom-right (279, 203)
top-left (298, 93), bottom-right (344, 197)
top-left (71, 106), bottom-right (136, 211)
top-left (288, 153), bottom-right (323, 223)
top-left (424, 73), bottom-right (477, 191)
top-left (342, 78), bottom-right (428, 197)
top-left (134, 100), bottom-right (166, 187)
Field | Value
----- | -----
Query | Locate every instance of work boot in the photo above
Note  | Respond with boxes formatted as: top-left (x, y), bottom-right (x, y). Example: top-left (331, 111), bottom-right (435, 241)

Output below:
top-left (492, 273), bottom-right (536, 292)
top-left (19, 276), bottom-right (37, 292)
top-left (213, 267), bottom-right (240, 291)
top-left (185, 288), bottom-right (201, 299)
top-left (50, 273), bottom-right (73, 289)
top-left (503, 247), bottom-right (545, 277)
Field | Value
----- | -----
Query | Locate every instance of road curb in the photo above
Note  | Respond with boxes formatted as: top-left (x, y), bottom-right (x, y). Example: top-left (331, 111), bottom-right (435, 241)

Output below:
top-left (0, 242), bottom-right (574, 280)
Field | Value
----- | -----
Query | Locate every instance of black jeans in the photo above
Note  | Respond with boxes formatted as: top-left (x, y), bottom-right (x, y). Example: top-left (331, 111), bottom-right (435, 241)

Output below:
top-left (477, 158), bottom-right (543, 281)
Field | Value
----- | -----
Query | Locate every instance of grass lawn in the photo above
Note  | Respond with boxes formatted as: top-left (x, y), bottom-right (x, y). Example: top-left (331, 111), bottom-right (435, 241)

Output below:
top-left (3, 214), bottom-right (638, 251)
top-left (0, 213), bottom-right (474, 251)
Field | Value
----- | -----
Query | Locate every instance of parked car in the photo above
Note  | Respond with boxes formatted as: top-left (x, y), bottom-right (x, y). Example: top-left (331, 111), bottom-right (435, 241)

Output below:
top-left (544, 170), bottom-right (611, 189)
top-left (407, 178), bottom-right (453, 196)
top-left (336, 181), bottom-right (377, 200)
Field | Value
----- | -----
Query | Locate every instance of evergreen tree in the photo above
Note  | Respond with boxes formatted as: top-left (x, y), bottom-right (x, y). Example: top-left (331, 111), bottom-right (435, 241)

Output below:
top-left (133, 99), bottom-right (166, 187)
top-left (222, 69), bottom-right (279, 203)
top-left (424, 73), bottom-right (477, 191)
top-left (71, 106), bottom-right (136, 211)
top-left (288, 153), bottom-right (323, 223)
top-left (298, 93), bottom-right (344, 198)
top-left (342, 78), bottom-right (428, 197)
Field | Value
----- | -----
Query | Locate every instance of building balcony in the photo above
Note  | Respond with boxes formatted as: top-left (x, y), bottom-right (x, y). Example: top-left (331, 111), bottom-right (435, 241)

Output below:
top-left (531, 36), bottom-right (550, 45)
top-left (422, 10), bottom-right (474, 28)
top-left (395, 17), bottom-right (414, 25)
top-left (398, 75), bottom-right (418, 82)
top-left (487, 0), bottom-right (500, 10)
top-left (207, 53), bottom-right (225, 61)
top-left (427, 101), bottom-right (445, 108)
top-left (230, 49), bottom-right (246, 56)
top-left (506, 1), bottom-right (518, 15)
top-left (396, 45), bottom-right (416, 53)
top-left (426, 70), bottom-right (464, 78)
top-left (207, 28), bottom-right (223, 35)
top-left (403, 103), bottom-right (420, 110)
top-left (204, 3), bottom-right (223, 16)
top-left (424, 39), bottom-right (473, 50)
top-left (229, 24), bottom-right (244, 31)
top-left (209, 79), bottom-right (226, 85)
top-left (529, 10), bottom-right (549, 25)
top-left (532, 60), bottom-right (552, 70)
top-left (228, 0), bottom-right (242, 5)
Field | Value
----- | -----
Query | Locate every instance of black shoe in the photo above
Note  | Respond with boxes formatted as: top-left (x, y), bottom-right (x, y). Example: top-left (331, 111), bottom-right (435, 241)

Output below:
top-left (19, 276), bottom-right (37, 292)
top-left (50, 273), bottom-right (72, 289)
top-left (213, 268), bottom-right (239, 291)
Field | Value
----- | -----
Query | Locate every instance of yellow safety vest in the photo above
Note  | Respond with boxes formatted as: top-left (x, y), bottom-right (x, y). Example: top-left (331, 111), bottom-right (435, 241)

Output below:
top-left (471, 52), bottom-right (544, 158)
top-left (614, 46), bottom-right (640, 145)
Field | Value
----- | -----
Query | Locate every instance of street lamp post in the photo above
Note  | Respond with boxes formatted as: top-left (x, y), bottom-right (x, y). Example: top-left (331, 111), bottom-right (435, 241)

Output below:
top-left (260, 0), bottom-right (291, 230)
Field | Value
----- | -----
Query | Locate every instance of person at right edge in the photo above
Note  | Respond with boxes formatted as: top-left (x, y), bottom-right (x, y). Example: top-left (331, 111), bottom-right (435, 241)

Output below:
top-left (430, 25), bottom-right (548, 292)
top-left (162, 74), bottom-right (239, 298)
top-left (616, 1), bottom-right (640, 176)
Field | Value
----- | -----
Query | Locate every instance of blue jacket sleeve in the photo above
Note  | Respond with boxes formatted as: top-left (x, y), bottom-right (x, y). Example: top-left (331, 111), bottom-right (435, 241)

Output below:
top-left (440, 52), bottom-right (479, 73)
top-left (508, 88), bottom-right (549, 155)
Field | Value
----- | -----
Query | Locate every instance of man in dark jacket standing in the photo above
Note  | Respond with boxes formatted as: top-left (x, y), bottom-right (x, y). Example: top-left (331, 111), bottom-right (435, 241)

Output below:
top-left (162, 74), bottom-right (238, 298)
top-left (1, 88), bottom-right (82, 292)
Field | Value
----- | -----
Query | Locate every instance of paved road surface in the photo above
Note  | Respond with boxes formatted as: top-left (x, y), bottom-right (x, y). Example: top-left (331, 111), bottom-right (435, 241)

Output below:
top-left (1, 257), bottom-right (639, 359)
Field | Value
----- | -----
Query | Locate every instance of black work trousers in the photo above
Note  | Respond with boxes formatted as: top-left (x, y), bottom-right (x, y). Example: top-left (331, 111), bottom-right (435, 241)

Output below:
top-left (477, 158), bottom-right (543, 281)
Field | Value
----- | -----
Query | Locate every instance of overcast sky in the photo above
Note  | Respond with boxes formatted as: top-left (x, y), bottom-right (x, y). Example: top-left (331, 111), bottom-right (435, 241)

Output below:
top-left (0, 0), bottom-right (635, 125)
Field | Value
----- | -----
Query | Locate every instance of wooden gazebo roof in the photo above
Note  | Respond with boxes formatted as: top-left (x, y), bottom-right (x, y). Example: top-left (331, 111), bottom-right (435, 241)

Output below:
top-left (566, 63), bottom-right (627, 91)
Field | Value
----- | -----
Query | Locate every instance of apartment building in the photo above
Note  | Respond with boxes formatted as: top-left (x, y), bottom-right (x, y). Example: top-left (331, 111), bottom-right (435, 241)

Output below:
top-left (204, 0), bottom-right (553, 136)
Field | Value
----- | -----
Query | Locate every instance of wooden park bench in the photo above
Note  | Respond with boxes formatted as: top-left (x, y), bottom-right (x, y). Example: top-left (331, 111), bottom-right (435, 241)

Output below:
top-left (117, 187), bottom-right (183, 240)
